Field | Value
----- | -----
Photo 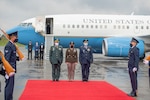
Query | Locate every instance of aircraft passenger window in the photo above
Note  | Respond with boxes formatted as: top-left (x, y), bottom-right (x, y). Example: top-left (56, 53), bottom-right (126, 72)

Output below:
top-left (136, 26), bottom-right (138, 29)
top-left (86, 25), bottom-right (89, 28)
top-left (82, 25), bottom-right (84, 28)
top-left (63, 24), bottom-right (65, 28)
top-left (95, 25), bottom-right (98, 29)
top-left (113, 25), bottom-right (116, 29)
top-left (91, 25), bottom-right (93, 28)
top-left (146, 26), bottom-right (149, 29)
top-left (77, 25), bottom-right (79, 28)
top-left (105, 25), bottom-right (107, 29)
top-left (141, 26), bottom-right (144, 29)
top-left (72, 25), bottom-right (75, 28)
top-left (127, 26), bottom-right (129, 29)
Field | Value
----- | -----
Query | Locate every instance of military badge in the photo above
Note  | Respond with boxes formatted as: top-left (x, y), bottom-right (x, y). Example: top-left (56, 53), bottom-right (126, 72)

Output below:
top-left (87, 48), bottom-right (90, 52)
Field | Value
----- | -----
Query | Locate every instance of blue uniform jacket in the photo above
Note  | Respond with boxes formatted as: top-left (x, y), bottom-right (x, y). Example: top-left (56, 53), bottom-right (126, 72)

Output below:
top-left (4, 41), bottom-right (17, 71)
top-left (128, 46), bottom-right (139, 70)
top-left (35, 45), bottom-right (39, 52)
top-left (79, 46), bottom-right (93, 64)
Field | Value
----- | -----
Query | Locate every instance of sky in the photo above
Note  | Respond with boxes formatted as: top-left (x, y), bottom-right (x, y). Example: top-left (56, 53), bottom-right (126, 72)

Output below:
top-left (0, 0), bottom-right (150, 30)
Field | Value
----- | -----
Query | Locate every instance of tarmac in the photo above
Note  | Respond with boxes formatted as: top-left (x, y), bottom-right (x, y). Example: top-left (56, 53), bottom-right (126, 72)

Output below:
top-left (0, 46), bottom-right (150, 100)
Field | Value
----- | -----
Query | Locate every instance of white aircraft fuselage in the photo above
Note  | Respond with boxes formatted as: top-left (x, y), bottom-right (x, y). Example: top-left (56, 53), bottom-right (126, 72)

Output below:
top-left (6, 14), bottom-right (150, 58)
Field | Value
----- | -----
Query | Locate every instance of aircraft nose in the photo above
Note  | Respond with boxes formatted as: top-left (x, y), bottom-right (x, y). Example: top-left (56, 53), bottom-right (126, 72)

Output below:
top-left (6, 26), bottom-right (21, 35)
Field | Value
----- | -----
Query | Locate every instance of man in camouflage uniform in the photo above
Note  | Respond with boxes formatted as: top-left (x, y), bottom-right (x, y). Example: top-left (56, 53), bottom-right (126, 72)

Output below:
top-left (49, 39), bottom-right (63, 81)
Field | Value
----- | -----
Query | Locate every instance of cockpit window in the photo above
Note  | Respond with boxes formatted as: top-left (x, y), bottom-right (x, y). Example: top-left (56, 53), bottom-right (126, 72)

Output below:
top-left (19, 23), bottom-right (32, 26)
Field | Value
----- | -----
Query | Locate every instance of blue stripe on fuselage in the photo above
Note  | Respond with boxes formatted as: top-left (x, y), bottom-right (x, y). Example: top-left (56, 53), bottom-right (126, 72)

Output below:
top-left (55, 37), bottom-right (103, 53)
top-left (6, 25), bottom-right (103, 53)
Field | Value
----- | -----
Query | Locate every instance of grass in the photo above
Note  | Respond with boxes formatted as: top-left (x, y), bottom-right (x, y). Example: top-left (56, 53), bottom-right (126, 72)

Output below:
top-left (0, 36), bottom-right (24, 47)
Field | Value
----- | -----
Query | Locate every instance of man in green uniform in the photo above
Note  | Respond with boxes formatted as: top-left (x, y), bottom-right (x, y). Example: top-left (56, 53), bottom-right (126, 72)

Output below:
top-left (49, 39), bottom-right (63, 81)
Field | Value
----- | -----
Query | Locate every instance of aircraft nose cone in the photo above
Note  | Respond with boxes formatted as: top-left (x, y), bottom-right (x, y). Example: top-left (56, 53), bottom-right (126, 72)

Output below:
top-left (6, 26), bottom-right (21, 34)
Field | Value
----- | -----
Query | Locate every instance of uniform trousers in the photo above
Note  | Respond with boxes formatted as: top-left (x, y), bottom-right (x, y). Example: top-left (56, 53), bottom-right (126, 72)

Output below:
top-left (81, 63), bottom-right (90, 81)
top-left (28, 51), bottom-right (32, 59)
top-left (5, 75), bottom-right (15, 100)
top-left (40, 51), bottom-right (44, 60)
top-left (129, 70), bottom-right (138, 94)
top-left (67, 63), bottom-right (76, 81)
top-left (52, 64), bottom-right (61, 80)
top-left (35, 51), bottom-right (39, 60)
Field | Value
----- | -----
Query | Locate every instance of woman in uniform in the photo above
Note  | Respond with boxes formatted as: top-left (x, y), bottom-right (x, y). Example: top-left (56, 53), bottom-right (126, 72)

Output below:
top-left (65, 41), bottom-right (78, 81)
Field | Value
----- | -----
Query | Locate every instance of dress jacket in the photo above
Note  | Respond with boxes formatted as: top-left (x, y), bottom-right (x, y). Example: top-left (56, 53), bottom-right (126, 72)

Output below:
top-left (4, 41), bottom-right (17, 71)
top-left (65, 48), bottom-right (78, 63)
top-left (128, 46), bottom-right (139, 70)
top-left (79, 45), bottom-right (93, 64)
top-left (49, 45), bottom-right (63, 64)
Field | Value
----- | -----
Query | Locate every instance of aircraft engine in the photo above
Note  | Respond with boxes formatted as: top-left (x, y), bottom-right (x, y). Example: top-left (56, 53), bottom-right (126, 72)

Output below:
top-left (102, 37), bottom-right (145, 58)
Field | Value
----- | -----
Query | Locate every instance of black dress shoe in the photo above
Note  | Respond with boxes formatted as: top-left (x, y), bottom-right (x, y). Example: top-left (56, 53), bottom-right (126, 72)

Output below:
top-left (127, 93), bottom-right (137, 97)
top-left (85, 80), bottom-right (88, 82)
top-left (56, 79), bottom-right (59, 81)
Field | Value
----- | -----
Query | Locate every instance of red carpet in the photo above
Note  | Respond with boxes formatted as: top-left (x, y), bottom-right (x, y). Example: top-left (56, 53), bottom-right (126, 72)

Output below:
top-left (19, 80), bottom-right (135, 100)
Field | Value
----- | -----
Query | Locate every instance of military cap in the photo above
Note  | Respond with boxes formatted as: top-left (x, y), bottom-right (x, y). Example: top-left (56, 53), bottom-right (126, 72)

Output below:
top-left (54, 38), bottom-right (60, 43)
top-left (131, 37), bottom-right (139, 43)
top-left (8, 31), bottom-right (18, 36)
top-left (70, 41), bottom-right (74, 44)
top-left (83, 39), bottom-right (88, 42)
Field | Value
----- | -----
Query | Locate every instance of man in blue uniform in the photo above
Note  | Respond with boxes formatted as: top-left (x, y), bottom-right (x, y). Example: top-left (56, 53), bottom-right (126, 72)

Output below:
top-left (127, 37), bottom-right (139, 97)
top-left (49, 39), bottom-right (63, 81)
top-left (79, 39), bottom-right (93, 82)
top-left (4, 31), bottom-right (19, 100)
top-left (34, 42), bottom-right (39, 60)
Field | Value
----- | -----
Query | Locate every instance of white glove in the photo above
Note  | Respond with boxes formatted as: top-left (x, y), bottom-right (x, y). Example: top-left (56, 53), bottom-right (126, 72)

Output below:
top-left (133, 67), bottom-right (137, 72)
top-left (143, 59), bottom-right (149, 65)
top-left (5, 74), bottom-right (9, 79)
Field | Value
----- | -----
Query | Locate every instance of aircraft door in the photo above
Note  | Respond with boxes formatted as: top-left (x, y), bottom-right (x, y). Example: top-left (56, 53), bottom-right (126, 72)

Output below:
top-left (35, 16), bottom-right (45, 33)
top-left (46, 18), bottom-right (53, 34)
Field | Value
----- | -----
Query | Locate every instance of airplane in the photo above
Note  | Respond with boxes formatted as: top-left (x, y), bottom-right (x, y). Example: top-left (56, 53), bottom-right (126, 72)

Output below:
top-left (4, 14), bottom-right (150, 59)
